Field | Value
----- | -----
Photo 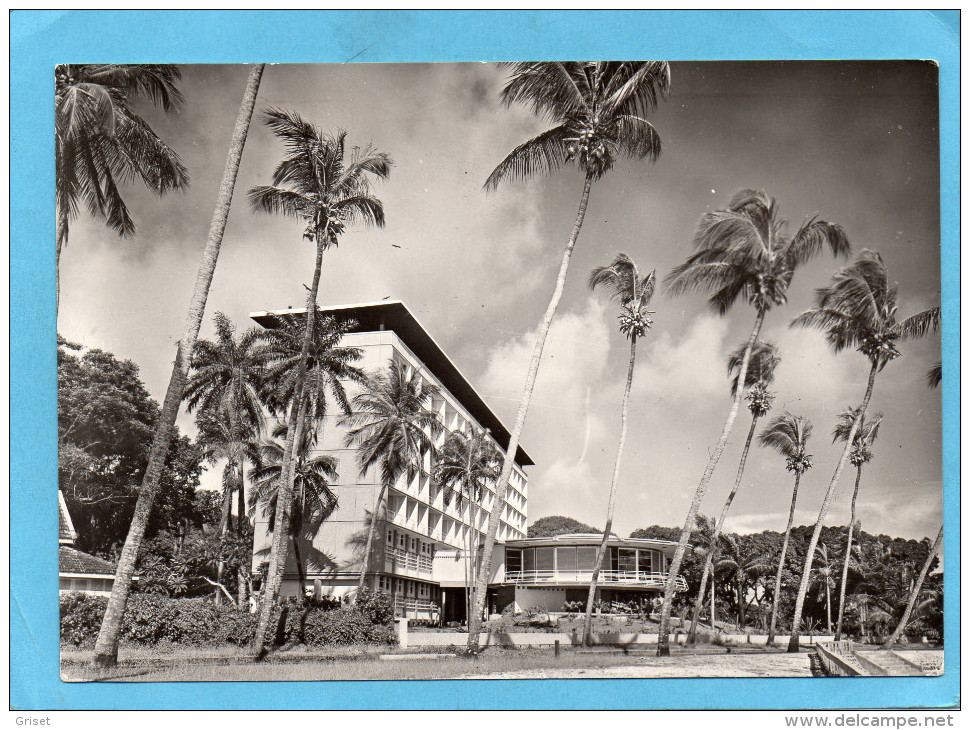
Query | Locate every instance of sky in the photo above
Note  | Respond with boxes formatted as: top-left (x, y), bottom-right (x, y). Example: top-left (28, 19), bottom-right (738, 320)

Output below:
top-left (58, 61), bottom-right (943, 542)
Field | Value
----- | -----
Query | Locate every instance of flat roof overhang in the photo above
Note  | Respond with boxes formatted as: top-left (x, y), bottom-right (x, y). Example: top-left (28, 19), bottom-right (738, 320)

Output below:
top-left (504, 533), bottom-right (688, 555)
top-left (251, 300), bottom-right (533, 467)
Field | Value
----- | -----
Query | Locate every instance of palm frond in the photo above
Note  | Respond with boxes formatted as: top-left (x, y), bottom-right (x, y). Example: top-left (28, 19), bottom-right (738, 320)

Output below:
top-left (483, 125), bottom-right (570, 191)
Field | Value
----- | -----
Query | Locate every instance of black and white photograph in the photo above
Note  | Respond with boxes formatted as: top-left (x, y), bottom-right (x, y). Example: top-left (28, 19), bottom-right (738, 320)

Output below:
top-left (55, 59), bottom-right (943, 684)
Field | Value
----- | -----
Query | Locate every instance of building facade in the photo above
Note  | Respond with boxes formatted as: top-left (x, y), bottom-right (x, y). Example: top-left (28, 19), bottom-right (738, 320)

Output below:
top-left (59, 491), bottom-right (117, 596)
top-left (249, 301), bottom-right (532, 620)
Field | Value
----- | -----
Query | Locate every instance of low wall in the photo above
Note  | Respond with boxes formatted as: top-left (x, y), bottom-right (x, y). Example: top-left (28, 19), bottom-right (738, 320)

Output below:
top-left (814, 641), bottom-right (866, 676)
top-left (404, 625), bottom-right (836, 649)
top-left (408, 631), bottom-right (688, 647)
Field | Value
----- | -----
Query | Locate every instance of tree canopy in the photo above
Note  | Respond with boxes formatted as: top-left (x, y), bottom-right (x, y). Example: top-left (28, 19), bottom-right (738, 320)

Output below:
top-left (58, 336), bottom-right (206, 556)
top-left (527, 515), bottom-right (601, 538)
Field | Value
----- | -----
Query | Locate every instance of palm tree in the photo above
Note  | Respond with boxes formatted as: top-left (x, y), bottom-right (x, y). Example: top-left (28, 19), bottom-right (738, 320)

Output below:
top-left (184, 312), bottom-right (266, 535)
top-left (760, 412), bottom-right (814, 645)
top-left (885, 359), bottom-right (943, 649)
top-left (833, 408), bottom-right (883, 640)
top-left (685, 514), bottom-right (720, 629)
top-left (257, 313), bottom-right (365, 423)
top-left (194, 412), bottom-right (259, 607)
top-left (344, 361), bottom-right (442, 593)
top-left (812, 543), bottom-right (837, 634)
top-left (716, 533), bottom-right (768, 628)
top-left (882, 525), bottom-right (943, 649)
top-left (92, 64), bottom-right (264, 669)
top-left (249, 422), bottom-right (339, 598)
top-left (432, 429), bottom-right (501, 623)
top-left (657, 190), bottom-right (850, 656)
top-left (686, 341), bottom-right (780, 643)
top-left (785, 250), bottom-right (940, 652)
top-left (581, 255), bottom-right (656, 646)
top-left (55, 64), bottom-right (189, 298)
top-left (248, 111), bottom-right (390, 657)
top-left (469, 60), bottom-right (671, 654)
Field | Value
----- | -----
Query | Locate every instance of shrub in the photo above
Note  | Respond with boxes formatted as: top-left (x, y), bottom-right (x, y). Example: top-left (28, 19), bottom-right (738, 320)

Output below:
top-left (354, 588), bottom-right (395, 625)
top-left (59, 592), bottom-right (257, 648)
top-left (60, 592), bottom-right (108, 647)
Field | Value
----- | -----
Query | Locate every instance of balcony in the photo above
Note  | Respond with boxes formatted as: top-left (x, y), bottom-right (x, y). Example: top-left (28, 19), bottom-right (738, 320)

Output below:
top-left (504, 569), bottom-right (688, 591)
top-left (384, 545), bottom-right (433, 577)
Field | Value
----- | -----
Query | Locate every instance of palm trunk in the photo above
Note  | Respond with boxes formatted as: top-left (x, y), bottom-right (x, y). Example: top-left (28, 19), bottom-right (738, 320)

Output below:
top-left (835, 465), bottom-right (863, 640)
top-left (825, 578), bottom-right (832, 634)
top-left (656, 308), bottom-right (765, 657)
top-left (787, 363), bottom-right (878, 652)
top-left (767, 471), bottom-right (802, 645)
top-left (464, 499), bottom-right (472, 624)
top-left (687, 412), bottom-right (760, 643)
top-left (882, 525), bottom-right (942, 649)
top-left (583, 334), bottom-right (637, 646)
top-left (91, 63), bottom-right (264, 669)
top-left (292, 534), bottom-right (307, 600)
top-left (466, 173), bottom-right (594, 653)
top-left (56, 205), bottom-right (68, 312)
top-left (357, 481), bottom-right (389, 593)
top-left (254, 280), bottom-right (323, 659)
top-left (710, 577), bottom-right (716, 629)
top-left (237, 454), bottom-right (246, 535)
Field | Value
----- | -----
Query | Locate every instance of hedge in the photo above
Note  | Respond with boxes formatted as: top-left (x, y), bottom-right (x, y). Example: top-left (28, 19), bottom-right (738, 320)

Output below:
top-left (60, 592), bottom-right (394, 648)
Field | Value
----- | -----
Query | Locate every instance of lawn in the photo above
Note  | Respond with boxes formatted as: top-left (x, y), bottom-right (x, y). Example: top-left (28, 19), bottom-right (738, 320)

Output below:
top-left (61, 644), bottom-right (814, 682)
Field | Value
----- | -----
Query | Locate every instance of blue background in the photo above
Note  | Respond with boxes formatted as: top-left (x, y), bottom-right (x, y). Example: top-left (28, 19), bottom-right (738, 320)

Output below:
top-left (11, 9), bottom-right (959, 710)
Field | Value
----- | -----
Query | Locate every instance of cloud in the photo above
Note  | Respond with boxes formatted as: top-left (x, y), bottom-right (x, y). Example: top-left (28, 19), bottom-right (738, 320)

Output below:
top-left (634, 313), bottom-right (731, 403)
top-left (480, 299), bottom-right (613, 417)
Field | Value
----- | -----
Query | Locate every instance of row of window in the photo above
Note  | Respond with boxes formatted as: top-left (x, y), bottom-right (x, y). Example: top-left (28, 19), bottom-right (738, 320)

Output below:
top-left (505, 546), bottom-right (665, 574)
top-left (377, 575), bottom-right (438, 599)
top-left (386, 528), bottom-right (436, 556)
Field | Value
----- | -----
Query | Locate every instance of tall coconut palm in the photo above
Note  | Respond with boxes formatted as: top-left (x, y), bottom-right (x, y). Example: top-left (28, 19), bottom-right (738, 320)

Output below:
top-left (469, 61), bottom-right (671, 653)
top-left (433, 429), bottom-right (501, 622)
top-left (657, 190), bottom-right (850, 655)
top-left (884, 355), bottom-right (943, 649)
top-left (55, 64), bottom-right (189, 299)
top-left (785, 251), bottom-right (940, 652)
top-left (882, 525), bottom-right (943, 649)
top-left (582, 254), bottom-right (656, 646)
top-left (344, 362), bottom-right (442, 593)
top-left (249, 422), bottom-right (339, 598)
top-left (92, 64), bottom-right (264, 669)
top-left (833, 408), bottom-right (883, 640)
top-left (760, 412), bottom-right (814, 645)
top-left (184, 312), bottom-right (266, 534)
top-left (687, 340), bottom-right (780, 643)
top-left (248, 111), bottom-right (390, 658)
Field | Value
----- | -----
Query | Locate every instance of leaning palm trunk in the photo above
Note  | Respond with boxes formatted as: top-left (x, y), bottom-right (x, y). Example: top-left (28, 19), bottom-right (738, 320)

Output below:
top-left (253, 228), bottom-right (327, 657)
top-left (788, 364), bottom-right (877, 652)
top-left (583, 335), bottom-right (637, 646)
top-left (835, 466), bottom-right (863, 640)
top-left (767, 471), bottom-right (803, 645)
top-left (356, 481), bottom-right (389, 593)
top-left (466, 174), bottom-right (594, 652)
top-left (882, 524), bottom-right (942, 649)
top-left (688, 412), bottom-right (760, 643)
top-left (91, 64), bottom-right (264, 669)
top-left (656, 309), bottom-right (765, 656)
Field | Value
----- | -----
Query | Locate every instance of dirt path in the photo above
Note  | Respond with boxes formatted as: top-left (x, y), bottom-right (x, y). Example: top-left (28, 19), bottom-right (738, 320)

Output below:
top-left (463, 653), bottom-right (813, 679)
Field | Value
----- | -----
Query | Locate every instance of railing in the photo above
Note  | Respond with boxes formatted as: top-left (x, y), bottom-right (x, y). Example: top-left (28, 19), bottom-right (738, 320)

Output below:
top-left (384, 546), bottom-right (433, 574)
top-left (392, 596), bottom-right (437, 615)
top-left (504, 569), bottom-right (688, 591)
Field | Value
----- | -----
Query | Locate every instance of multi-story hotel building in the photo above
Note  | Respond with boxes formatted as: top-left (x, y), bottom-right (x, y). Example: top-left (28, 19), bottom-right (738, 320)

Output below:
top-left (249, 300), bottom-right (687, 622)
top-left (249, 301), bottom-right (532, 620)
